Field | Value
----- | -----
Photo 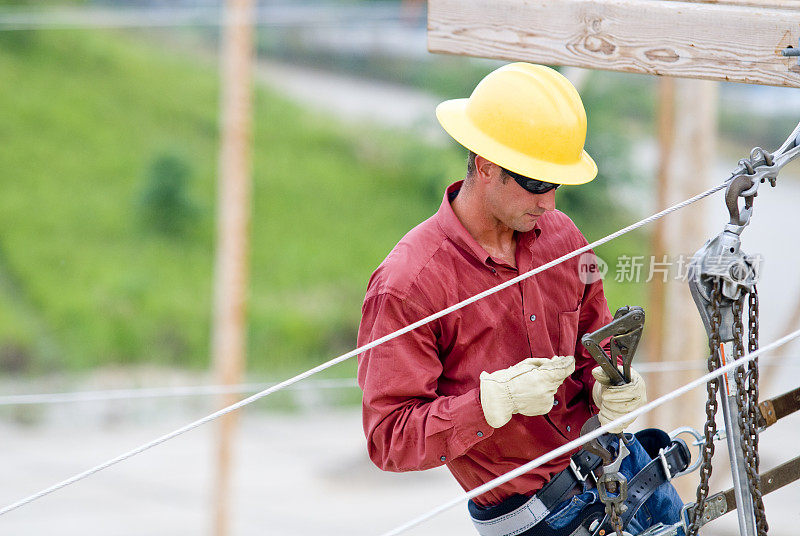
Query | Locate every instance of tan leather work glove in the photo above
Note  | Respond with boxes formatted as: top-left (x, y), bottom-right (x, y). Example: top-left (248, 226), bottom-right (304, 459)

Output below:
top-left (591, 367), bottom-right (647, 433)
top-left (480, 355), bottom-right (575, 428)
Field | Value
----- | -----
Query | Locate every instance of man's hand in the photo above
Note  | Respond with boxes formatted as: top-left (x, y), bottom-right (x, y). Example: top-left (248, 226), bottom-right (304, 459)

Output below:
top-left (591, 366), bottom-right (647, 433)
top-left (480, 355), bottom-right (575, 428)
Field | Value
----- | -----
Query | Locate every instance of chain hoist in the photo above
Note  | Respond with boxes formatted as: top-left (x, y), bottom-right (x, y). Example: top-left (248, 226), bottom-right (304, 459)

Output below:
top-left (683, 121), bottom-right (800, 535)
top-left (688, 204), bottom-right (761, 535)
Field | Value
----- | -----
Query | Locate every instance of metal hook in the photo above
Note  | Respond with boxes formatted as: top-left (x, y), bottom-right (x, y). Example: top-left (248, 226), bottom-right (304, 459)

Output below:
top-left (725, 174), bottom-right (755, 228)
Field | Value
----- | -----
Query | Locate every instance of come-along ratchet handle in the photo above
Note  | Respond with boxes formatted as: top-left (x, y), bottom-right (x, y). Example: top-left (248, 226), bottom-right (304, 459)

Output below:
top-left (582, 337), bottom-right (627, 385)
top-left (581, 306), bottom-right (645, 386)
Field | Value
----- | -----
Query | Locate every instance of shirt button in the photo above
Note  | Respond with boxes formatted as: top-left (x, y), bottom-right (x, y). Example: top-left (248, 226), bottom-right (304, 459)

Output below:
top-left (566, 426), bottom-right (571, 432)
top-left (490, 268), bottom-right (497, 274)
top-left (529, 314), bottom-right (536, 321)
top-left (440, 456), bottom-right (447, 462)
top-left (477, 431), bottom-right (484, 437)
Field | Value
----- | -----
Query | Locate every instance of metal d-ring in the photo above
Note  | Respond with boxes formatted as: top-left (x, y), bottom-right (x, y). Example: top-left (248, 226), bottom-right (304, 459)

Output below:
top-left (669, 426), bottom-right (704, 477)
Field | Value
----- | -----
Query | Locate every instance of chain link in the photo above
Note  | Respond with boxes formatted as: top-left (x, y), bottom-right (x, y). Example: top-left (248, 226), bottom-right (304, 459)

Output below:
top-left (687, 282), bottom-right (723, 536)
top-left (611, 505), bottom-right (624, 536)
top-left (733, 288), bottom-right (768, 535)
top-left (748, 288), bottom-right (769, 535)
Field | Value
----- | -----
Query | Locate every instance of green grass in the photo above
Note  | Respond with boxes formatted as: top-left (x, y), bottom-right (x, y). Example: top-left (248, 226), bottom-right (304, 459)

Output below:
top-left (0, 28), bottom-right (643, 377)
top-left (0, 28), bottom-right (460, 375)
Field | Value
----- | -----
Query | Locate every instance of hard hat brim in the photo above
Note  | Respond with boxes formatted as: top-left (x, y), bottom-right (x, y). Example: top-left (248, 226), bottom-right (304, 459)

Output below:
top-left (436, 98), bottom-right (598, 186)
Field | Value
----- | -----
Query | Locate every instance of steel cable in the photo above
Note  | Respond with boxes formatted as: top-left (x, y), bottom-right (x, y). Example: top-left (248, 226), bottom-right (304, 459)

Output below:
top-left (0, 181), bottom-right (726, 517)
top-left (0, 378), bottom-right (358, 406)
top-left (5, 361), bottom-right (800, 407)
top-left (0, 4), bottom-right (409, 31)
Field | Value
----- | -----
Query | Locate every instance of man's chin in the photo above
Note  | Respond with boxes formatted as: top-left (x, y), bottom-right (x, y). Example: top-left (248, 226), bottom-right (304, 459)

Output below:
top-left (517, 214), bottom-right (541, 232)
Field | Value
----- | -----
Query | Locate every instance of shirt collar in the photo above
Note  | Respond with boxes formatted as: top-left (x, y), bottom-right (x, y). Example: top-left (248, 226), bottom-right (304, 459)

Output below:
top-left (436, 180), bottom-right (542, 267)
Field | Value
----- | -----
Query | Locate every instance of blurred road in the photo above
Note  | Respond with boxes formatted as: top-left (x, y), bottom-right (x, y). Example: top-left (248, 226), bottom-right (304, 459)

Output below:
top-left (0, 406), bottom-right (472, 535)
top-left (256, 60), bottom-right (445, 143)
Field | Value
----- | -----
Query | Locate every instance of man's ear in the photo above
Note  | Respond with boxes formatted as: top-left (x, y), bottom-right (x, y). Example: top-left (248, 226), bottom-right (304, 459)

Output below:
top-left (474, 155), bottom-right (500, 185)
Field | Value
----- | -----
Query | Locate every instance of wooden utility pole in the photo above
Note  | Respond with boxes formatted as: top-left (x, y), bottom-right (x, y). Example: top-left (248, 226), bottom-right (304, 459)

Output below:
top-left (644, 77), bottom-right (676, 430)
top-left (211, 0), bottom-right (255, 535)
top-left (646, 78), bottom-right (717, 498)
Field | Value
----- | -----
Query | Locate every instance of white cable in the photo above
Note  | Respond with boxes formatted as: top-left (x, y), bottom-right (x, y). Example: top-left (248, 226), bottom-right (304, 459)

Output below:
top-left (0, 5), bottom-right (407, 31)
top-left (635, 359), bottom-right (798, 374)
top-left (0, 182), bottom-right (725, 517)
top-left (0, 378), bottom-right (358, 406)
top-left (378, 327), bottom-right (800, 536)
top-left (5, 360), bottom-right (798, 407)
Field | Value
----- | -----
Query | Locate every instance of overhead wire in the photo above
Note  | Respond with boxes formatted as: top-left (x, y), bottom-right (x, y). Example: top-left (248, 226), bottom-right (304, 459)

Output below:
top-left (5, 359), bottom-right (800, 407)
top-left (378, 327), bottom-right (800, 536)
top-left (0, 378), bottom-right (358, 406)
top-left (0, 4), bottom-right (410, 31)
top-left (0, 181), bottom-right (727, 516)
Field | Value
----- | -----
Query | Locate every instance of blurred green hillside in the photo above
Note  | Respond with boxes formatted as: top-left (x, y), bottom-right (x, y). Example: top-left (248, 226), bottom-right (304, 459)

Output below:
top-left (0, 28), bottom-right (642, 376)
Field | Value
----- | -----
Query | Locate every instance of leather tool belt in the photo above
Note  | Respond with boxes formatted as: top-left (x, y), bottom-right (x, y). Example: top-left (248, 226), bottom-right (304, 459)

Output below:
top-left (469, 435), bottom-right (612, 536)
top-left (469, 430), bottom-right (691, 536)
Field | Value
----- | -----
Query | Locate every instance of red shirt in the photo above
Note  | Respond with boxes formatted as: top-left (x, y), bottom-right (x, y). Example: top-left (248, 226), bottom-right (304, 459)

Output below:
top-left (357, 181), bottom-right (613, 507)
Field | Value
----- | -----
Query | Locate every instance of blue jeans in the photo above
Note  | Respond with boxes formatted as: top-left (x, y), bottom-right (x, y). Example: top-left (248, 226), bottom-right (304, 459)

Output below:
top-left (544, 431), bottom-right (684, 535)
top-left (469, 430), bottom-right (685, 536)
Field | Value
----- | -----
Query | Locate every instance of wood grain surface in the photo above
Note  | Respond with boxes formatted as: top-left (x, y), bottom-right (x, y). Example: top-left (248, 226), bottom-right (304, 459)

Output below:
top-left (428, 0), bottom-right (800, 87)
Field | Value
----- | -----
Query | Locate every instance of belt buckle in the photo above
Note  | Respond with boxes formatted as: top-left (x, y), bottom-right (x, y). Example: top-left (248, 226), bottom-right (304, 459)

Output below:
top-left (658, 447), bottom-right (673, 481)
top-left (570, 459), bottom-right (597, 484)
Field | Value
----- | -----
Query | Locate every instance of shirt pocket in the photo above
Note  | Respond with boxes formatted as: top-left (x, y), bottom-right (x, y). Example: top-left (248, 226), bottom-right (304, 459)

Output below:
top-left (557, 307), bottom-right (580, 356)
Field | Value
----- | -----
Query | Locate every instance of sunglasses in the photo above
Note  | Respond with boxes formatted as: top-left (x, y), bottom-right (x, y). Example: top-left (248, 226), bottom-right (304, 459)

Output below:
top-left (502, 168), bottom-right (561, 195)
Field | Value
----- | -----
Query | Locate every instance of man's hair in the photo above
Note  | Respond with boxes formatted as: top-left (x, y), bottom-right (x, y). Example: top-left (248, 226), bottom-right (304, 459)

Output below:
top-left (466, 150), bottom-right (477, 177)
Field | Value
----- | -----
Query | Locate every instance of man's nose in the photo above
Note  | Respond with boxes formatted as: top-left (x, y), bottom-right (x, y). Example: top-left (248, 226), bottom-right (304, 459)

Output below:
top-left (535, 189), bottom-right (557, 212)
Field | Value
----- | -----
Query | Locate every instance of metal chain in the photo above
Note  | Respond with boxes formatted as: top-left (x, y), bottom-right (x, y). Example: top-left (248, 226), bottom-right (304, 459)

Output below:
top-left (748, 288), bottom-right (769, 535)
top-left (687, 281), bottom-right (723, 536)
top-left (611, 505), bottom-right (623, 536)
top-left (733, 296), bottom-right (757, 524)
top-left (733, 286), bottom-right (768, 536)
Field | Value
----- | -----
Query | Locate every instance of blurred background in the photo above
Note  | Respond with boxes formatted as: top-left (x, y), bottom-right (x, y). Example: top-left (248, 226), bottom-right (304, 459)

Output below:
top-left (0, 0), bottom-right (799, 534)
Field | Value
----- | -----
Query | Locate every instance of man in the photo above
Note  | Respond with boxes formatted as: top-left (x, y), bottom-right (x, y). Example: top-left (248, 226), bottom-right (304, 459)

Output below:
top-left (357, 63), bottom-right (682, 535)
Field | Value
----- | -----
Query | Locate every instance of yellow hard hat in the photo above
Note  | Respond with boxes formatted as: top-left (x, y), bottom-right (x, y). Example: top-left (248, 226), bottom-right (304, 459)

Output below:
top-left (436, 63), bottom-right (597, 185)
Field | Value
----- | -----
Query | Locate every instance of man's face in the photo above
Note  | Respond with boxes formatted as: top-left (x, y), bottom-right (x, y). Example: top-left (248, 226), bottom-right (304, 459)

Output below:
top-left (486, 169), bottom-right (556, 232)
